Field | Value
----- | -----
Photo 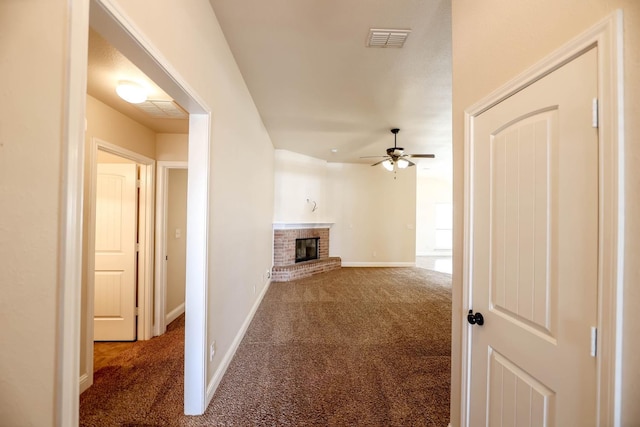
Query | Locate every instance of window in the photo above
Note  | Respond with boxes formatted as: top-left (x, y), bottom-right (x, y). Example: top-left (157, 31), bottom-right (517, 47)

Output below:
top-left (434, 203), bottom-right (452, 250)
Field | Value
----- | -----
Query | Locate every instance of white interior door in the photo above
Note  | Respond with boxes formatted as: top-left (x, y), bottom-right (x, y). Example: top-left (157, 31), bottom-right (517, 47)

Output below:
top-left (94, 162), bottom-right (138, 341)
top-left (467, 47), bottom-right (598, 425)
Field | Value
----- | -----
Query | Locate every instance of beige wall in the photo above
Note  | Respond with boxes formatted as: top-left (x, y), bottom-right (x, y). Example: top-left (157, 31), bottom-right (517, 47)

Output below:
top-left (327, 163), bottom-right (417, 264)
top-left (0, 1), bottom-right (66, 424)
top-left (1, 0), bottom-right (274, 424)
top-left (156, 133), bottom-right (188, 161)
top-left (166, 168), bottom-right (188, 317)
top-left (85, 95), bottom-right (156, 159)
top-left (451, 1), bottom-right (640, 425)
top-left (273, 150), bottom-right (418, 264)
top-left (273, 149), bottom-right (328, 223)
top-left (111, 0), bottom-right (275, 388)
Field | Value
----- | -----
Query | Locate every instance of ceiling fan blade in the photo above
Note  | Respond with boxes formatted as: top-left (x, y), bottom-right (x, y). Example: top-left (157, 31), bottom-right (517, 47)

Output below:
top-left (407, 154), bottom-right (435, 158)
top-left (396, 158), bottom-right (416, 168)
top-left (370, 158), bottom-right (390, 166)
top-left (365, 130), bottom-right (433, 167)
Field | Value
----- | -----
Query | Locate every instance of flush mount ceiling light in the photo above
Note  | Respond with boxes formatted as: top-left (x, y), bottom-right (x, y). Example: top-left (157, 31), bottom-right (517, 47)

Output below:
top-left (116, 80), bottom-right (147, 104)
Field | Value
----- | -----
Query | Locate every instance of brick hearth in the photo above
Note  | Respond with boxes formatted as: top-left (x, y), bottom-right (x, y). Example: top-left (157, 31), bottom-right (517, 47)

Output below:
top-left (272, 226), bottom-right (341, 282)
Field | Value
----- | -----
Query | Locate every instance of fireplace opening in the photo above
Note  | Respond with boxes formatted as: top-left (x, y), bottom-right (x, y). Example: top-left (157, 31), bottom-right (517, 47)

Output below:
top-left (295, 237), bottom-right (319, 263)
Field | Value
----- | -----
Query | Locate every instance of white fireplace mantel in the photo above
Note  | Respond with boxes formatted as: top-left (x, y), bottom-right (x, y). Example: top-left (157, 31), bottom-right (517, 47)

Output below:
top-left (273, 222), bottom-right (334, 230)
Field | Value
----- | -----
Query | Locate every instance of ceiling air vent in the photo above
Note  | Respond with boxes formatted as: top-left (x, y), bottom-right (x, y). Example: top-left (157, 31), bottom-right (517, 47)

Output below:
top-left (134, 100), bottom-right (188, 119)
top-left (366, 28), bottom-right (411, 48)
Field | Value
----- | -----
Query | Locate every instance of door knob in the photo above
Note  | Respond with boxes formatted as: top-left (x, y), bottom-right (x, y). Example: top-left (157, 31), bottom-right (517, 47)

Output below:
top-left (467, 309), bottom-right (484, 326)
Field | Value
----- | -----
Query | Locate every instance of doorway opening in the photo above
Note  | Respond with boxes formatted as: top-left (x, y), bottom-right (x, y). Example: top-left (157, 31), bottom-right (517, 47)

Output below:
top-left (61, 0), bottom-right (211, 423)
top-left (86, 0), bottom-right (211, 415)
top-left (80, 139), bottom-right (155, 393)
top-left (155, 162), bottom-right (189, 336)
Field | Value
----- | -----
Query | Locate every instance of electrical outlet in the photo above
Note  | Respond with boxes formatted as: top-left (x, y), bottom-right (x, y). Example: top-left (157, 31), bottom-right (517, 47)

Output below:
top-left (209, 341), bottom-right (216, 362)
top-left (266, 269), bottom-right (271, 279)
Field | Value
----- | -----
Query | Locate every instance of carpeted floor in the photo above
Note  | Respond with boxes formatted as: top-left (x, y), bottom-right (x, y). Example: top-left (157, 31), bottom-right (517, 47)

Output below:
top-left (80, 267), bottom-right (452, 426)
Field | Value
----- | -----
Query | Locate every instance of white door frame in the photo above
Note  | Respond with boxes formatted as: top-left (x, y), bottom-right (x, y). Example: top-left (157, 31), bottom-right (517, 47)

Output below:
top-left (59, 0), bottom-right (212, 423)
top-left (155, 161), bottom-right (188, 337)
top-left (461, 12), bottom-right (624, 426)
top-left (80, 139), bottom-right (155, 393)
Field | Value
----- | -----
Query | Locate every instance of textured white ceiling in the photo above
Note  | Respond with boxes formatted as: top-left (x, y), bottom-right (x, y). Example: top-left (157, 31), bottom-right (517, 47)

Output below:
top-left (209, 0), bottom-right (452, 170)
top-left (86, 29), bottom-right (189, 134)
top-left (87, 1), bottom-right (451, 172)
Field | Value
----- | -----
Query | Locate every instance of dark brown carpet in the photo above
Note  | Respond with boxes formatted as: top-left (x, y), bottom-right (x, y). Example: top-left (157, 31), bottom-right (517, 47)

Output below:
top-left (80, 267), bottom-right (452, 426)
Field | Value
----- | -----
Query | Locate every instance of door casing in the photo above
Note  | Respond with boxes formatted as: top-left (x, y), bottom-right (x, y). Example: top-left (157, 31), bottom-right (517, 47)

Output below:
top-left (461, 11), bottom-right (624, 426)
top-left (59, 0), bottom-right (212, 423)
top-left (88, 0), bottom-right (212, 417)
top-left (80, 138), bottom-right (155, 393)
top-left (155, 161), bottom-right (188, 336)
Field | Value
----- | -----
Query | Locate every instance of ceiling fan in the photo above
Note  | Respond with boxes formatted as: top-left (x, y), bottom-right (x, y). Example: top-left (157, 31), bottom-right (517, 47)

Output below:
top-left (362, 128), bottom-right (435, 171)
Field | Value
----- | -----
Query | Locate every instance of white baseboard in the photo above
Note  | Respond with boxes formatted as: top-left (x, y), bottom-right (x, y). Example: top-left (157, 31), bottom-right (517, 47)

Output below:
top-left (79, 373), bottom-right (91, 394)
top-left (416, 251), bottom-right (453, 257)
top-left (205, 278), bottom-right (272, 406)
top-left (341, 262), bottom-right (415, 267)
top-left (165, 302), bottom-right (185, 326)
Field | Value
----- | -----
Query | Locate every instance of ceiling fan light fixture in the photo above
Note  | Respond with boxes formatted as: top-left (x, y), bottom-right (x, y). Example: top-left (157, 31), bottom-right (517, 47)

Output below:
top-left (363, 128), bottom-right (434, 172)
top-left (116, 80), bottom-right (147, 104)
top-left (397, 158), bottom-right (409, 169)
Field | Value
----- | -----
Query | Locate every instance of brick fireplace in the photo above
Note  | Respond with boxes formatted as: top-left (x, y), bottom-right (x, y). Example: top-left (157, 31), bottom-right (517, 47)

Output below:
top-left (271, 224), bottom-right (341, 282)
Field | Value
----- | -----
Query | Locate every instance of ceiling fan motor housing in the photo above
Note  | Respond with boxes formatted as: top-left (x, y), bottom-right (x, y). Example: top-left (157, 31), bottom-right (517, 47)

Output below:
top-left (387, 147), bottom-right (404, 156)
